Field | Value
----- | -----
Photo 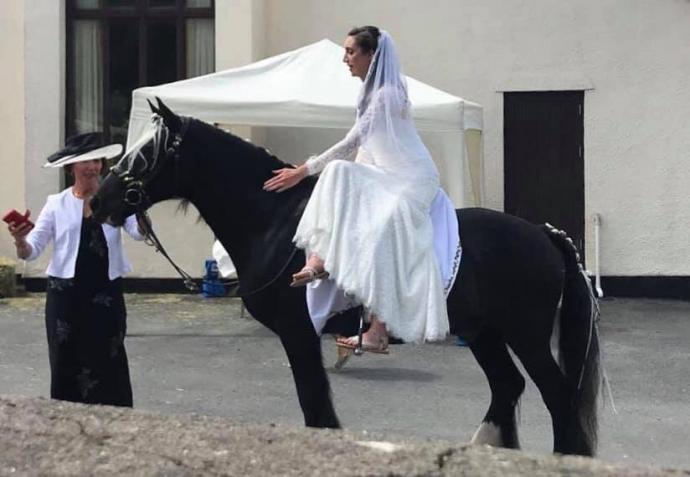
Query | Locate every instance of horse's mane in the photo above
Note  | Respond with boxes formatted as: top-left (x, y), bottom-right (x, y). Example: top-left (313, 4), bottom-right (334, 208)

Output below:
top-left (172, 118), bottom-right (315, 295)
top-left (189, 118), bottom-right (294, 170)
top-left (176, 118), bottom-right (308, 215)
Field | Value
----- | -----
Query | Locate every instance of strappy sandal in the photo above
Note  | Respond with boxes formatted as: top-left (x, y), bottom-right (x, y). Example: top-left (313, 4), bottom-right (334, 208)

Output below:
top-left (289, 266), bottom-right (329, 287)
top-left (336, 336), bottom-right (390, 354)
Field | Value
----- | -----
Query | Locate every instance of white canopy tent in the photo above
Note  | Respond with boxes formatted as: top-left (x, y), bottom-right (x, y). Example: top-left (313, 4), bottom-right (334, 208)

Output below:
top-left (126, 39), bottom-right (483, 206)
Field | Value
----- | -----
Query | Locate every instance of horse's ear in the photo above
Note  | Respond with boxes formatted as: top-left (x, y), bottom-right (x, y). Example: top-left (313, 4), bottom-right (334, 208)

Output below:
top-left (147, 98), bottom-right (160, 114)
top-left (156, 96), bottom-right (182, 133)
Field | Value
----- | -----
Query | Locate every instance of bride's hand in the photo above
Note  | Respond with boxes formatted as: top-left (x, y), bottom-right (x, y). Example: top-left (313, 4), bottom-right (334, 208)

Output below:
top-left (263, 165), bottom-right (308, 192)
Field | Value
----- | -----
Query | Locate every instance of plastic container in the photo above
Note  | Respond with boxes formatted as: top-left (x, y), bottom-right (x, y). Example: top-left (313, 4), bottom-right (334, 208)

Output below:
top-left (202, 259), bottom-right (226, 297)
top-left (204, 259), bottom-right (219, 281)
top-left (202, 280), bottom-right (226, 297)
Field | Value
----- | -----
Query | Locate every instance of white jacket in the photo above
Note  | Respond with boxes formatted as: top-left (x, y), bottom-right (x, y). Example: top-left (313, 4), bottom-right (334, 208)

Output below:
top-left (25, 187), bottom-right (144, 280)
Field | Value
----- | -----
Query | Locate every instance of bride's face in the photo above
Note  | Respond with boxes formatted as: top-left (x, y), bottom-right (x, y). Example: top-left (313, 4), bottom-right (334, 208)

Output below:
top-left (343, 35), bottom-right (373, 81)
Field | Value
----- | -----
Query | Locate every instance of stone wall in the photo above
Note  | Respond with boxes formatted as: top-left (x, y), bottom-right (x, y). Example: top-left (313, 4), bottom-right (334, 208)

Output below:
top-left (0, 396), bottom-right (686, 477)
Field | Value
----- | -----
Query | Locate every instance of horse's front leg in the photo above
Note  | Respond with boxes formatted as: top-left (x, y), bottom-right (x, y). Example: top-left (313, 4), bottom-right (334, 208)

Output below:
top-left (277, 311), bottom-right (340, 429)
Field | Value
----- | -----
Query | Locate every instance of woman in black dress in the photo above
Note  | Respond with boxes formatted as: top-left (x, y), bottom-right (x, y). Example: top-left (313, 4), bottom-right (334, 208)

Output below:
top-left (8, 133), bottom-right (145, 406)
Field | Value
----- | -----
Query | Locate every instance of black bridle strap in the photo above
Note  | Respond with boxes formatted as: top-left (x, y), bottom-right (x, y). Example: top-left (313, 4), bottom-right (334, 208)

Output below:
top-left (136, 210), bottom-right (199, 291)
top-left (116, 117), bottom-right (198, 291)
top-left (118, 116), bottom-right (298, 296)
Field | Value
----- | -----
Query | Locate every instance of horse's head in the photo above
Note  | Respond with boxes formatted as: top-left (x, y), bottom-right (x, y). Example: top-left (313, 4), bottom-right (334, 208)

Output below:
top-left (91, 98), bottom-right (187, 226)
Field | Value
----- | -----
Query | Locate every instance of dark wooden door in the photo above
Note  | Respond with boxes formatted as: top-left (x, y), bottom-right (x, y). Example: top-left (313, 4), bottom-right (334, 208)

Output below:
top-left (504, 91), bottom-right (585, 256)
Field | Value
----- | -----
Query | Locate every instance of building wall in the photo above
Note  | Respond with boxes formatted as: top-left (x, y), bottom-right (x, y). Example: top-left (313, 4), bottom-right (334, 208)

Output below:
top-left (2, 0), bottom-right (222, 279)
top-left (4, 0), bottom-right (689, 280)
top-left (20, 0), bottom-right (66, 277)
top-left (259, 0), bottom-right (690, 276)
top-left (102, 1), bottom-right (269, 279)
top-left (0, 2), bottom-right (27, 264)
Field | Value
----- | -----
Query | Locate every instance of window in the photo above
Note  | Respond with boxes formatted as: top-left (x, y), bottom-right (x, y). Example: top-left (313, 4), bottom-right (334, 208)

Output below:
top-left (66, 0), bottom-right (214, 145)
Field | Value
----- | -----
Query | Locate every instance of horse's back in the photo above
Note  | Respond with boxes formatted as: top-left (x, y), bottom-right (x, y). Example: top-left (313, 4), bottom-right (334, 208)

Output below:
top-left (457, 208), bottom-right (563, 269)
top-left (448, 208), bottom-right (565, 339)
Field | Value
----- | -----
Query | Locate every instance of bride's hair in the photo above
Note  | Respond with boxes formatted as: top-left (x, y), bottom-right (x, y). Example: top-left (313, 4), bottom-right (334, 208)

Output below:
top-left (348, 25), bottom-right (381, 54)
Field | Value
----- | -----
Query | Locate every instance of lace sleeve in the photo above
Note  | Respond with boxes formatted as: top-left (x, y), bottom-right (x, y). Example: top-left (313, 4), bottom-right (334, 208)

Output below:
top-left (304, 124), bottom-right (361, 176)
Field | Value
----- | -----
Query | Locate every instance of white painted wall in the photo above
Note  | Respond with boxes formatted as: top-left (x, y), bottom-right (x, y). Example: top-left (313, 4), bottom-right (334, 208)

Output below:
top-left (0, 2), bottom-right (26, 265)
top-left (0, 0), bottom-right (63, 274)
top-left (20, 0), bottom-right (65, 277)
top-left (258, 0), bottom-right (690, 275)
top-left (5, 0), bottom-right (688, 278)
top-left (3, 1), bottom-right (219, 279)
top-left (216, 0), bottom-right (265, 70)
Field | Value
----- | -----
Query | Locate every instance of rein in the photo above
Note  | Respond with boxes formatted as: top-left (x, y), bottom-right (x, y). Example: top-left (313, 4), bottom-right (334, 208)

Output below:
top-left (110, 115), bottom-right (301, 297)
top-left (230, 246), bottom-right (299, 298)
top-left (111, 117), bottom-right (199, 292)
top-left (136, 211), bottom-right (198, 291)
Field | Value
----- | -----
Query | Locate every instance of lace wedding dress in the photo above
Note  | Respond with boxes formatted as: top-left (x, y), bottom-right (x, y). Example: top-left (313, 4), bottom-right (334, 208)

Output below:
top-left (293, 32), bottom-right (449, 343)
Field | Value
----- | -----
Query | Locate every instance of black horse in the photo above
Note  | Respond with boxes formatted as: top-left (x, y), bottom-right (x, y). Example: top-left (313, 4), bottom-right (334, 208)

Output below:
top-left (91, 99), bottom-right (602, 456)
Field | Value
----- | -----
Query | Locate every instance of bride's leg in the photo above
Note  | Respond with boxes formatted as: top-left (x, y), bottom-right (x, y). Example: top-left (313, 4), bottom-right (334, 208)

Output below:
top-left (364, 316), bottom-right (388, 345)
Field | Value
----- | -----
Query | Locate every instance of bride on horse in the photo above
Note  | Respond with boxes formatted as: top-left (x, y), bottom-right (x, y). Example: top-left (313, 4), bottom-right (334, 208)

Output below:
top-left (263, 26), bottom-right (450, 350)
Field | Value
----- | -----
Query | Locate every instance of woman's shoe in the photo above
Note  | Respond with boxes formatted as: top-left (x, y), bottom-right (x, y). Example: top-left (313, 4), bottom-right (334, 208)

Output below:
top-left (289, 266), bottom-right (329, 287)
top-left (336, 335), bottom-right (389, 354)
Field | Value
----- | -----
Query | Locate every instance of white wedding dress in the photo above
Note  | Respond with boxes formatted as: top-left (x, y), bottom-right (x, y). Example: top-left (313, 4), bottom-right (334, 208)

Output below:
top-left (293, 33), bottom-right (449, 343)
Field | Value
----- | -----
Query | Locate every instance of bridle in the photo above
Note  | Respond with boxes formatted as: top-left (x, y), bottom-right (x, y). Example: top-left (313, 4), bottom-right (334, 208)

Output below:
top-left (111, 115), bottom-right (186, 211)
top-left (109, 115), bottom-right (198, 291)
top-left (106, 114), bottom-right (303, 299)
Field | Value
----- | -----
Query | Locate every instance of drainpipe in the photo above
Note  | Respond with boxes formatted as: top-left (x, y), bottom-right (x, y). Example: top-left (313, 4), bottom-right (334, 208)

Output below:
top-left (593, 213), bottom-right (604, 298)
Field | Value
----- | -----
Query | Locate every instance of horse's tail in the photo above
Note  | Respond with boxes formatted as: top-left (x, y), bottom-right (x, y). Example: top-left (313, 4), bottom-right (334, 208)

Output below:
top-left (542, 223), bottom-right (600, 456)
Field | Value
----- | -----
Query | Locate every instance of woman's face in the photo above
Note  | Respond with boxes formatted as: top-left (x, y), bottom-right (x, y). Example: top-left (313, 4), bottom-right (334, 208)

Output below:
top-left (343, 35), bottom-right (373, 81)
top-left (71, 159), bottom-right (103, 187)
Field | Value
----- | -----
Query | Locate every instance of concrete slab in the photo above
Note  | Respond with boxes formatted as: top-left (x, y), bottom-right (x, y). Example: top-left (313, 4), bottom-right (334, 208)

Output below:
top-left (0, 294), bottom-right (688, 471)
top-left (1, 395), bottom-right (688, 477)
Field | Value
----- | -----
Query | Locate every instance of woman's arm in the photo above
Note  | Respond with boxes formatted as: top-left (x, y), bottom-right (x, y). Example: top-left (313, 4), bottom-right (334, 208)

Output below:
top-left (303, 124), bottom-right (360, 175)
top-left (263, 124), bottom-right (361, 192)
top-left (303, 87), bottom-right (401, 176)
top-left (21, 201), bottom-right (55, 261)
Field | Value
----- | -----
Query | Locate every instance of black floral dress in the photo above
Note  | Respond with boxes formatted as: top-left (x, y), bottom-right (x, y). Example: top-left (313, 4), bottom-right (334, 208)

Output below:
top-left (45, 216), bottom-right (133, 407)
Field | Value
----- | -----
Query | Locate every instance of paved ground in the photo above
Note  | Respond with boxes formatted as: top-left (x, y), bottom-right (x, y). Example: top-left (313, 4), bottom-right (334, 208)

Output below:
top-left (0, 294), bottom-right (688, 470)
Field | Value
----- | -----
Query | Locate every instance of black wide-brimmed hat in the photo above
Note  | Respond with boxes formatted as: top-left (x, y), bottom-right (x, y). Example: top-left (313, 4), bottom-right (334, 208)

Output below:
top-left (43, 132), bottom-right (123, 168)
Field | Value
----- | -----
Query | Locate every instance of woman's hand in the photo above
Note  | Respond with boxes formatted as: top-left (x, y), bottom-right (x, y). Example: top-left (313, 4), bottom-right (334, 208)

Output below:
top-left (263, 165), bottom-right (308, 193)
top-left (7, 212), bottom-right (33, 259)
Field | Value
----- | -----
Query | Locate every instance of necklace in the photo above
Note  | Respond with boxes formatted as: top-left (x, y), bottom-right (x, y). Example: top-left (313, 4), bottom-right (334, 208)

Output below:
top-left (72, 189), bottom-right (93, 200)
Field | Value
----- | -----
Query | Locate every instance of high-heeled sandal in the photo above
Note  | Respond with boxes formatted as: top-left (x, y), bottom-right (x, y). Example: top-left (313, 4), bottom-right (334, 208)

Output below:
top-left (289, 266), bottom-right (329, 287)
top-left (335, 335), bottom-right (389, 354)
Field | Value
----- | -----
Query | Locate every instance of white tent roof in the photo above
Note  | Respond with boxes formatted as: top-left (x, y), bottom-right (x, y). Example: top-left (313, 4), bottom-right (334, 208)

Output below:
top-left (126, 39), bottom-right (483, 207)
top-left (127, 39), bottom-right (482, 146)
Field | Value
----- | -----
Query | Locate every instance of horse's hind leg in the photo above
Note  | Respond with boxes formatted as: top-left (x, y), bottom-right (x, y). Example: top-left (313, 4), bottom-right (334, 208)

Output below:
top-left (469, 328), bottom-right (525, 449)
top-left (507, 330), bottom-right (588, 455)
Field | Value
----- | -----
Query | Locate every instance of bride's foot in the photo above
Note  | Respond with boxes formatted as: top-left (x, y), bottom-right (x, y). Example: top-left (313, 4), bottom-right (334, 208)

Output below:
top-left (290, 256), bottom-right (328, 287)
top-left (336, 325), bottom-right (390, 354)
